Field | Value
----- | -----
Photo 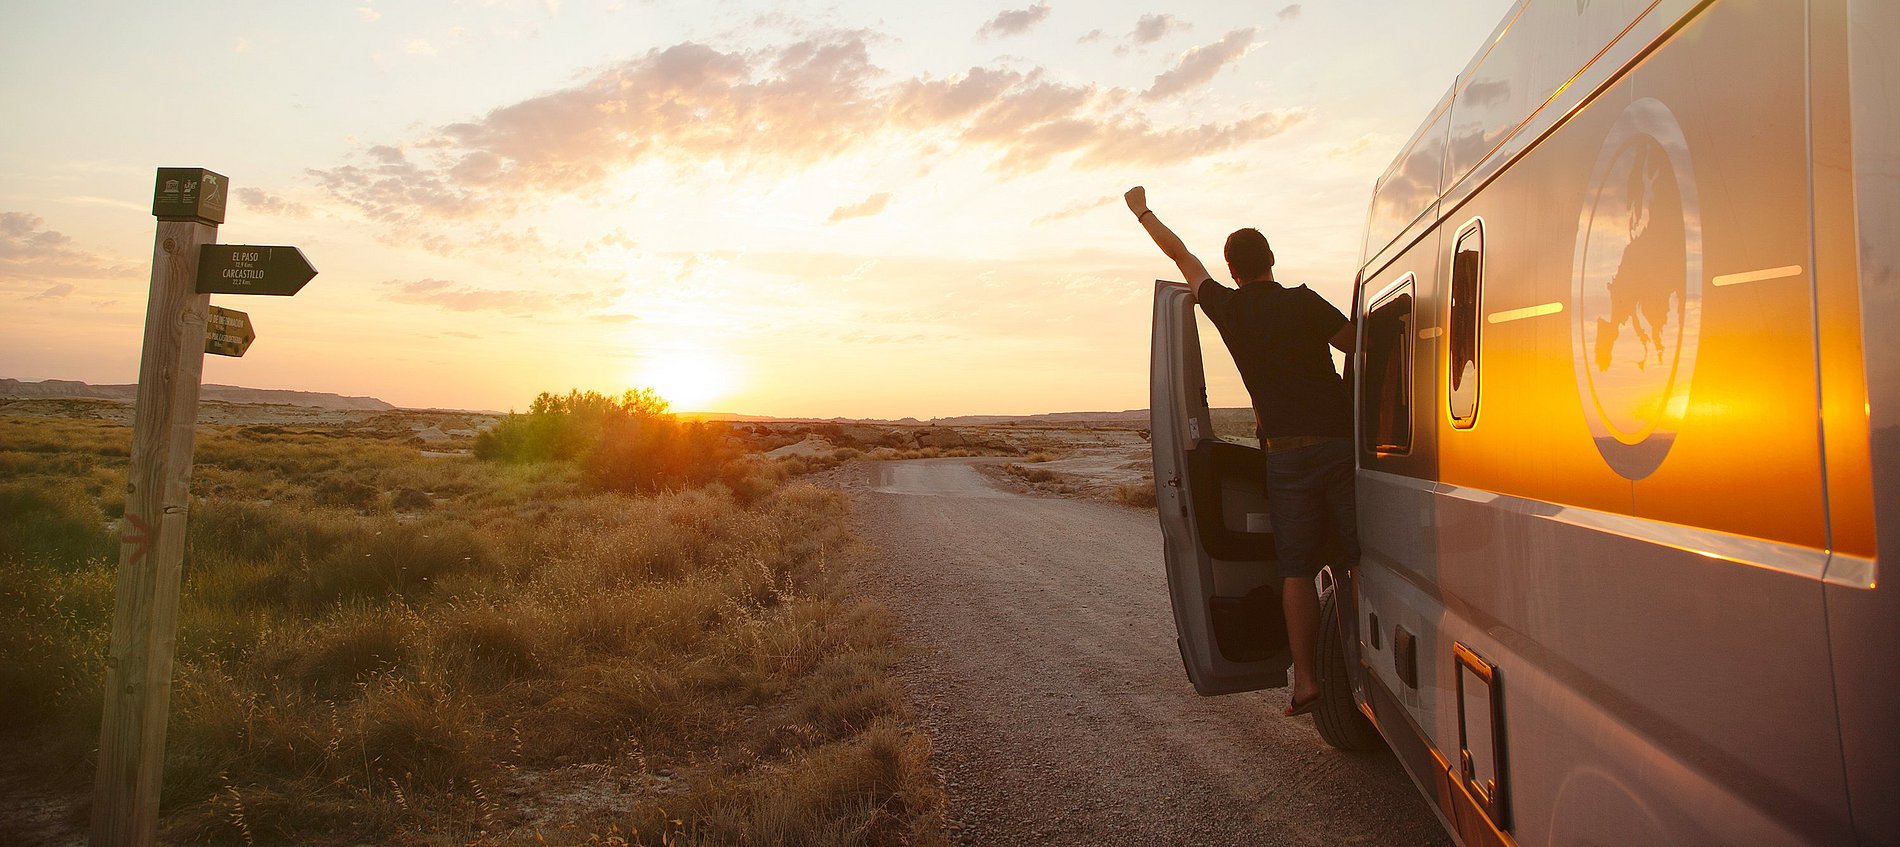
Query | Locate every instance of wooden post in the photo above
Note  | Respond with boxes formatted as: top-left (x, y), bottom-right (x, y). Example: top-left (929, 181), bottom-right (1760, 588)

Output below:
top-left (90, 169), bottom-right (224, 847)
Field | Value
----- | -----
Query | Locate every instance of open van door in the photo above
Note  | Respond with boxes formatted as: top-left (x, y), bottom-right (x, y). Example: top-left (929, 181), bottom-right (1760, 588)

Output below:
top-left (1150, 281), bottom-right (1291, 695)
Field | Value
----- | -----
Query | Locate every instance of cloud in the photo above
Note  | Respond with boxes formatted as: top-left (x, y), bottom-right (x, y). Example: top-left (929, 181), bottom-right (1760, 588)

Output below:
top-left (1131, 14), bottom-right (1189, 44)
top-left (381, 277), bottom-right (621, 315)
top-left (311, 31), bottom-right (1304, 229)
top-left (355, 5), bottom-right (380, 22)
top-left (405, 39), bottom-right (436, 56)
top-left (1076, 28), bottom-right (1105, 44)
top-left (29, 283), bottom-right (75, 300)
top-left (1329, 132), bottom-right (1390, 160)
top-left (1032, 196), bottom-right (1112, 224)
top-left (236, 187), bottom-right (310, 218)
top-left (977, 3), bottom-right (1051, 39)
top-left (828, 193), bottom-right (892, 222)
top-left (1142, 28), bottom-right (1257, 101)
top-left (0, 212), bottom-right (133, 282)
top-left (1278, 5), bottom-right (1301, 22)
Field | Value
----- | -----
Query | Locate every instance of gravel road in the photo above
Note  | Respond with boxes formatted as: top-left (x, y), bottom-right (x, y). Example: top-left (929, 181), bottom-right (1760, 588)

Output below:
top-left (852, 458), bottom-right (1453, 847)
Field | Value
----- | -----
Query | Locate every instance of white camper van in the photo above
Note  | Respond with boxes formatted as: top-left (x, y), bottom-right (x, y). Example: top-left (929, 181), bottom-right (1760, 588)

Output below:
top-left (1150, 0), bottom-right (1897, 844)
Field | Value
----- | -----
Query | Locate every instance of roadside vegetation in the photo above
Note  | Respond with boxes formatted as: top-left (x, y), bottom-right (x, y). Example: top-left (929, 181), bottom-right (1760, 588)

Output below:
top-left (0, 397), bottom-right (943, 846)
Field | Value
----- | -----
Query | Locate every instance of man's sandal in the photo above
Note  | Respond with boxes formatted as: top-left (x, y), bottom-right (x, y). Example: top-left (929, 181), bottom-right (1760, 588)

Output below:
top-left (1285, 694), bottom-right (1321, 717)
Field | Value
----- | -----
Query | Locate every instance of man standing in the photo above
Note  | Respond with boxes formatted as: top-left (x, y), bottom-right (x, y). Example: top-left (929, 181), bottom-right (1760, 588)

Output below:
top-left (1125, 185), bottom-right (1357, 717)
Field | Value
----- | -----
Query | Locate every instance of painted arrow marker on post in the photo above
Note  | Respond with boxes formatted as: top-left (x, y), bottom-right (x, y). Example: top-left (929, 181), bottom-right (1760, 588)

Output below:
top-left (195, 245), bottom-right (317, 296)
top-left (205, 306), bottom-right (255, 357)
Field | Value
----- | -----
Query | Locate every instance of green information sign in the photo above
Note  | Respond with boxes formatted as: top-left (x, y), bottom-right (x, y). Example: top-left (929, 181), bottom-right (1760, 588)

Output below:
top-left (205, 306), bottom-right (255, 357)
top-left (152, 168), bottom-right (227, 224)
top-left (195, 245), bottom-right (317, 296)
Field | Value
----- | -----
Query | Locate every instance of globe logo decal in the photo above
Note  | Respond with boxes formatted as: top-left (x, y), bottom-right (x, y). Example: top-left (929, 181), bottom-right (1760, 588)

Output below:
top-left (1571, 98), bottom-right (1702, 481)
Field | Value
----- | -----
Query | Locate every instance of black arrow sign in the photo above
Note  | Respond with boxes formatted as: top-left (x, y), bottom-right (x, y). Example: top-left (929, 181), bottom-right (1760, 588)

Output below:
top-left (204, 306), bottom-right (255, 357)
top-left (196, 245), bottom-right (317, 296)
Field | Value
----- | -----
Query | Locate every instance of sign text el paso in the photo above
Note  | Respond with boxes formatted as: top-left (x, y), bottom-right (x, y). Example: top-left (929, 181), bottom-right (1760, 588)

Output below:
top-left (195, 245), bottom-right (317, 296)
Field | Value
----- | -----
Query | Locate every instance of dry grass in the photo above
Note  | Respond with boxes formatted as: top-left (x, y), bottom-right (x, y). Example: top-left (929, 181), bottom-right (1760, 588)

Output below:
top-left (0, 413), bottom-right (944, 846)
top-left (1113, 481), bottom-right (1157, 509)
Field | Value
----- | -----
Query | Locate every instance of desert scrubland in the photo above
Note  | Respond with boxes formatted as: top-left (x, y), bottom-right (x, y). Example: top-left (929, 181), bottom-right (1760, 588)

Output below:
top-left (0, 393), bottom-right (1133, 846)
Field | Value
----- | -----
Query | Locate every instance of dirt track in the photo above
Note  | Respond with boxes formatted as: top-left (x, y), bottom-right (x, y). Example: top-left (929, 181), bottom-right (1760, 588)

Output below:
top-left (853, 458), bottom-right (1452, 846)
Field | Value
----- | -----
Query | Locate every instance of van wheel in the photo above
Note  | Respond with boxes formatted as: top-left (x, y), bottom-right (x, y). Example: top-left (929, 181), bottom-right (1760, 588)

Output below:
top-left (1314, 586), bottom-right (1383, 751)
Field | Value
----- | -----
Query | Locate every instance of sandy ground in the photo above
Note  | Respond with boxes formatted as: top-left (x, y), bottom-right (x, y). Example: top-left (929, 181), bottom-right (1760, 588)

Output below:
top-left (848, 458), bottom-right (1451, 846)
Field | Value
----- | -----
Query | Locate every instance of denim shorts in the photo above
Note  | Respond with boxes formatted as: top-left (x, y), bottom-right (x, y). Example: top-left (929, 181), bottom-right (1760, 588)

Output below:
top-left (1264, 437), bottom-right (1358, 580)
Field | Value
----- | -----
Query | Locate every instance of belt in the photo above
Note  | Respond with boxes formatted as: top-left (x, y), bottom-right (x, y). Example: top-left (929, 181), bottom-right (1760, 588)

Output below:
top-left (1261, 434), bottom-right (1340, 453)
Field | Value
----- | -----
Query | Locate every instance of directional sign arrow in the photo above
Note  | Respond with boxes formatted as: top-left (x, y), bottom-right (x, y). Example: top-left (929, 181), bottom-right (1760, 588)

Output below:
top-left (195, 245), bottom-right (317, 296)
top-left (205, 305), bottom-right (255, 357)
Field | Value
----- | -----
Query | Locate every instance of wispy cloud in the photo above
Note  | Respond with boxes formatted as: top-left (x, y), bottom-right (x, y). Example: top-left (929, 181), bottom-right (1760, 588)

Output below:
top-left (1329, 132), bottom-right (1390, 160)
top-left (1143, 28), bottom-right (1257, 101)
top-left (1033, 196), bottom-right (1112, 224)
top-left (355, 5), bottom-right (380, 22)
top-left (828, 192), bottom-right (892, 222)
top-left (977, 3), bottom-right (1052, 39)
top-left (405, 39), bottom-right (436, 56)
top-left (1130, 14), bottom-right (1189, 45)
top-left (310, 31), bottom-right (1305, 231)
top-left (236, 187), bottom-right (310, 218)
top-left (381, 277), bottom-right (621, 315)
top-left (1278, 5), bottom-right (1302, 22)
top-left (29, 283), bottom-right (75, 300)
top-left (0, 212), bottom-right (134, 282)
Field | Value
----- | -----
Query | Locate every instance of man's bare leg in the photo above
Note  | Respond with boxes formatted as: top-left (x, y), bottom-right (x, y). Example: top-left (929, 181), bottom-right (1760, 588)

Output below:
top-left (1284, 576), bottom-right (1323, 713)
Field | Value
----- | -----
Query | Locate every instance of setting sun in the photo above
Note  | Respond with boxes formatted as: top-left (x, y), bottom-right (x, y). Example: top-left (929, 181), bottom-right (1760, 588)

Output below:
top-left (633, 350), bottom-right (740, 413)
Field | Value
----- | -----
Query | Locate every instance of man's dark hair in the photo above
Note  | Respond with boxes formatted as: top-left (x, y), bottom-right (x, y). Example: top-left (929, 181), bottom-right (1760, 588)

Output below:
top-left (1224, 228), bottom-right (1275, 280)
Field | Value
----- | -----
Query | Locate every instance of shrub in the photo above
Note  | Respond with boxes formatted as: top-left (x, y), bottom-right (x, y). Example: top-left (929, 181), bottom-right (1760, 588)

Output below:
top-left (1115, 480), bottom-right (1158, 508)
top-left (477, 388), bottom-right (749, 495)
top-left (475, 388), bottom-right (667, 463)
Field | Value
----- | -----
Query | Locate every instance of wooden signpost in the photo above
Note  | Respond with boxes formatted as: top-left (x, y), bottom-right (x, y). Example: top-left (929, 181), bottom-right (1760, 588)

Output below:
top-left (91, 169), bottom-right (315, 847)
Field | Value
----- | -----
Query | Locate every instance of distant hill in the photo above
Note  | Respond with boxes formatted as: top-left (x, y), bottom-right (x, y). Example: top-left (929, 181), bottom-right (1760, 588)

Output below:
top-left (685, 409), bottom-right (1159, 427)
top-left (0, 379), bottom-right (394, 411)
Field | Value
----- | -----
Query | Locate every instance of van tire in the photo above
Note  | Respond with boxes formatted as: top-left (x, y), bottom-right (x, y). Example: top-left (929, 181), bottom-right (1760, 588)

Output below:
top-left (1314, 587), bottom-right (1383, 751)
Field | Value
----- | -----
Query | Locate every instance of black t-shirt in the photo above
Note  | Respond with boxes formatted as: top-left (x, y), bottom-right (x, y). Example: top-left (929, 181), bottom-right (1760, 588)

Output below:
top-left (1196, 278), bottom-right (1352, 439)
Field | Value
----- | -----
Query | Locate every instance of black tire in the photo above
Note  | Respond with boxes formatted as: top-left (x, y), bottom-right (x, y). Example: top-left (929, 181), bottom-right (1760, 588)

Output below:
top-left (1313, 586), bottom-right (1384, 751)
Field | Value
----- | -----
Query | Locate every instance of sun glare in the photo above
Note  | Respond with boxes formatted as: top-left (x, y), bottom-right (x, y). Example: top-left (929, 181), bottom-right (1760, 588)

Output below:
top-left (634, 350), bottom-right (740, 412)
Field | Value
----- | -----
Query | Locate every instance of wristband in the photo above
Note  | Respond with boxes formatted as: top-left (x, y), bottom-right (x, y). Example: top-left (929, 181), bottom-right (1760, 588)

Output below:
top-left (1138, 209), bottom-right (1156, 220)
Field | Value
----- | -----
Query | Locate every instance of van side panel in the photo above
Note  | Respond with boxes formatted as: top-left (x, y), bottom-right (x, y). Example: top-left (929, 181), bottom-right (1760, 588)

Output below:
top-left (1825, 0), bottom-right (1900, 842)
top-left (1810, 0), bottom-right (1877, 569)
top-left (1625, 0), bottom-right (1825, 549)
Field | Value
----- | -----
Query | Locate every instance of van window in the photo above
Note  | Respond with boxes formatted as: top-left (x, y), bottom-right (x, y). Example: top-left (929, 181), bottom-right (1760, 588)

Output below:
top-left (1361, 277), bottom-right (1415, 455)
top-left (1448, 219), bottom-right (1483, 428)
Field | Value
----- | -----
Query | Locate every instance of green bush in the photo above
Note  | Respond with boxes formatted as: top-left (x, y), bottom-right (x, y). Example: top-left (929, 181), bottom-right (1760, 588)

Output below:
top-left (475, 388), bottom-right (668, 463)
top-left (477, 388), bottom-right (749, 495)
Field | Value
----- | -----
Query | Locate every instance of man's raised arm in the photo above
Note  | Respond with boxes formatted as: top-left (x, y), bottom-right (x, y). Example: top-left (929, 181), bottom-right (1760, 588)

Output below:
top-left (1125, 186), bottom-right (1212, 301)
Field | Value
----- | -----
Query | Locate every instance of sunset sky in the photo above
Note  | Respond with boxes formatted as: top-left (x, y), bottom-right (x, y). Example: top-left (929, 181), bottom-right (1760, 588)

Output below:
top-left (1, 0), bottom-right (1513, 418)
